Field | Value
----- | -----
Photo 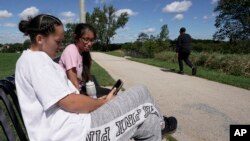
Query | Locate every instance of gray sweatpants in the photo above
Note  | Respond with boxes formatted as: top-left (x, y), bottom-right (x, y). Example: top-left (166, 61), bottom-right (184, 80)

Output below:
top-left (86, 85), bottom-right (164, 141)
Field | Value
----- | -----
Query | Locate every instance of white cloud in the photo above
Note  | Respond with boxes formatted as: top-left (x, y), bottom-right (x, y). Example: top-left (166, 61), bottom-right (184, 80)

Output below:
top-left (0, 10), bottom-right (13, 18)
top-left (115, 9), bottom-right (138, 17)
top-left (173, 14), bottom-right (184, 20)
top-left (211, 0), bottom-right (219, 4)
top-left (160, 18), bottom-right (163, 22)
top-left (113, 33), bottom-right (136, 43)
top-left (19, 7), bottom-right (39, 20)
top-left (162, 1), bottom-right (192, 13)
top-left (112, 27), bottom-right (137, 43)
top-left (143, 28), bottom-right (156, 33)
top-left (60, 11), bottom-right (77, 24)
top-left (0, 32), bottom-right (27, 44)
top-left (60, 11), bottom-right (76, 18)
top-left (193, 16), bottom-right (198, 20)
top-left (1, 23), bottom-right (16, 27)
top-left (61, 18), bottom-right (76, 24)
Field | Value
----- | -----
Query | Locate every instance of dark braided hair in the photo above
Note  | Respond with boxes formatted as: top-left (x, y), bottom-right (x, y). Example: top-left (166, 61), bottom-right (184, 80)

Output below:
top-left (74, 23), bottom-right (96, 83)
top-left (19, 14), bottom-right (62, 43)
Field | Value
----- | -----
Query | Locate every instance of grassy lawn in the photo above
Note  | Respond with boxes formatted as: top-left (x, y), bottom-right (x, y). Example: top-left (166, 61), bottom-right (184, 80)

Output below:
top-left (107, 50), bottom-right (250, 90)
top-left (0, 53), bottom-right (21, 79)
top-left (91, 61), bottom-right (116, 86)
top-left (165, 134), bottom-right (178, 141)
top-left (0, 53), bottom-right (115, 86)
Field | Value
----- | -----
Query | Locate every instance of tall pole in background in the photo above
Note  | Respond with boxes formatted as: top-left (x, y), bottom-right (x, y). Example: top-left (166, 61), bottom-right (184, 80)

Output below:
top-left (80, 0), bottom-right (86, 23)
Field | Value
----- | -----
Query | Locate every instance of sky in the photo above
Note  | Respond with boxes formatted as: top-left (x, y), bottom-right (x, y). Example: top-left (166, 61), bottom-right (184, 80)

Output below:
top-left (0, 0), bottom-right (220, 44)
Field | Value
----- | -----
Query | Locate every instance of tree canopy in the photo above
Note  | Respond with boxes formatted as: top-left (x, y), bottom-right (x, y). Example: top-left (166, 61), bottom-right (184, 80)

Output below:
top-left (86, 4), bottom-right (129, 51)
top-left (137, 32), bottom-right (149, 42)
top-left (63, 23), bottom-right (77, 46)
top-left (213, 0), bottom-right (250, 41)
top-left (159, 24), bottom-right (169, 42)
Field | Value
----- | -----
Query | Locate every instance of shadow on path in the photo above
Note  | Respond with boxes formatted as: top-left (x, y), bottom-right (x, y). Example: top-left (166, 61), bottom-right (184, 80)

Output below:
top-left (160, 68), bottom-right (176, 73)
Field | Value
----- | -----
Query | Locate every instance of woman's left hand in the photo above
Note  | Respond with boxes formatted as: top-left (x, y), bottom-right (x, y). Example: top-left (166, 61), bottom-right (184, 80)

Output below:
top-left (98, 95), bottom-right (107, 100)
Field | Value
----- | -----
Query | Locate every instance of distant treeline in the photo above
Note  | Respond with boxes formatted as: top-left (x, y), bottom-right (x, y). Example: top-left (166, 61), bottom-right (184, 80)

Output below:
top-left (1, 39), bottom-right (249, 54)
top-left (101, 39), bottom-right (250, 58)
top-left (0, 40), bottom-right (30, 53)
top-left (188, 39), bottom-right (250, 54)
top-left (169, 39), bottom-right (249, 54)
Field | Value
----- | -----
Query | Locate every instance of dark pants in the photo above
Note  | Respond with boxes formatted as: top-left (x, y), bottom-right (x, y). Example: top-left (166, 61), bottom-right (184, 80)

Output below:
top-left (178, 52), bottom-right (193, 71)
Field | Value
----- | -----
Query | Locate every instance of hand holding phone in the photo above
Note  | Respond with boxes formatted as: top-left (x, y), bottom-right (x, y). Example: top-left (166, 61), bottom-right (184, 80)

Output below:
top-left (112, 79), bottom-right (123, 95)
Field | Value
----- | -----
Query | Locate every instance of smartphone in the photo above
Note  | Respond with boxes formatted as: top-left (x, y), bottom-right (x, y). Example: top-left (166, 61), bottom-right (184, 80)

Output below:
top-left (112, 79), bottom-right (123, 95)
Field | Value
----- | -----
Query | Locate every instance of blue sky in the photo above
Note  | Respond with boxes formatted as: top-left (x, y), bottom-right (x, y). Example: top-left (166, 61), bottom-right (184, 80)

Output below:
top-left (0, 0), bottom-right (219, 44)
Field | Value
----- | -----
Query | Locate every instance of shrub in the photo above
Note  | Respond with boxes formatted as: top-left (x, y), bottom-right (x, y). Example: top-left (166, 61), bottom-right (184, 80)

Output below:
top-left (154, 51), bottom-right (250, 77)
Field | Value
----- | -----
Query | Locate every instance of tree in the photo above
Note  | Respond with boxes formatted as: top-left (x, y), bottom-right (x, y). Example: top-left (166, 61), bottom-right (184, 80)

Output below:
top-left (23, 39), bottom-right (31, 49)
top-left (150, 35), bottom-right (157, 40)
top-left (86, 4), bottom-right (129, 51)
top-left (213, 0), bottom-right (250, 41)
top-left (137, 32), bottom-right (149, 42)
top-left (157, 24), bottom-right (170, 52)
top-left (159, 24), bottom-right (169, 41)
top-left (63, 23), bottom-right (77, 47)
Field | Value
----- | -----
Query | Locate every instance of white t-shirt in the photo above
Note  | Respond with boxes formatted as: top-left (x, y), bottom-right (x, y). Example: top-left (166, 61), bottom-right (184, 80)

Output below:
top-left (15, 50), bottom-right (91, 141)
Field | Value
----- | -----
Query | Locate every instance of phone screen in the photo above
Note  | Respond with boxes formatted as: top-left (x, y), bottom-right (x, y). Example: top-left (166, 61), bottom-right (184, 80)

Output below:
top-left (112, 79), bottom-right (123, 95)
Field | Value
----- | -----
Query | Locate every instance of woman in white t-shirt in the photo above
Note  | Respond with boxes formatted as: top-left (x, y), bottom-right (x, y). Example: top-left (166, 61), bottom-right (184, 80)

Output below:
top-left (15, 14), bottom-right (177, 141)
top-left (59, 24), bottom-right (95, 91)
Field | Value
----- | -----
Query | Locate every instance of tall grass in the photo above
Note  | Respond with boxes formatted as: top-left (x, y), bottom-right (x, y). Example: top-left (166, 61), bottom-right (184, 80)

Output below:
top-left (155, 51), bottom-right (250, 77)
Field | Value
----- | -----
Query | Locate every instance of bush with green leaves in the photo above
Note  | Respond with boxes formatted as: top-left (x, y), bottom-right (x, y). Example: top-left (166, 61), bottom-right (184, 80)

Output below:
top-left (122, 39), bottom-right (170, 58)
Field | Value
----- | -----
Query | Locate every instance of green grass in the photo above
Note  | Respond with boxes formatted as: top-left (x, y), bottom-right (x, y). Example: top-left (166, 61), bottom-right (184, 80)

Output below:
top-left (0, 53), bottom-right (115, 86)
top-left (0, 53), bottom-right (22, 139)
top-left (0, 53), bottom-right (21, 79)
top-left (129, 57), bottom-right (250, 90)
top-left (165, 134), bottom-right (178, 141)
top-left (91, 61), bottom-right (116, 86)
top-left (106, 50), bottom-right (126, 57)
top-left (106, 50), bottom-right (250, 90)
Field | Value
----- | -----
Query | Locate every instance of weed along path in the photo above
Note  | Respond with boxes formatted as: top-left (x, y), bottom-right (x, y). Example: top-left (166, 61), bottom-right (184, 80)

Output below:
top-left (92, 52), bottom-right (250, 141)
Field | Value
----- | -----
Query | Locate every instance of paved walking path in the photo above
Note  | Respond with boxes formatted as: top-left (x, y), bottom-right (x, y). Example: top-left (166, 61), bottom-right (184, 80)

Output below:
top-left (92, 52), bottom-right (250, 141)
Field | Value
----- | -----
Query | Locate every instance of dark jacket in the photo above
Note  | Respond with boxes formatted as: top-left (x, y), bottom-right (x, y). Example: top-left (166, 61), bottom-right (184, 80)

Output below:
top-left (176, 33), bottom-right (192, 53)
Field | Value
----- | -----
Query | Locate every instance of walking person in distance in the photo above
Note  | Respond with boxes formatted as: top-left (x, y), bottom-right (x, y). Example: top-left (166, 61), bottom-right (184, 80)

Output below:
top-left (176, 27), bottom-right (197, 75)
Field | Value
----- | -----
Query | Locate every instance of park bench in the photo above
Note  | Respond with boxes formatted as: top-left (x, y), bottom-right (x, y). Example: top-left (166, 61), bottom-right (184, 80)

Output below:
top-left (0, 79), bottom-right (28, 141)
